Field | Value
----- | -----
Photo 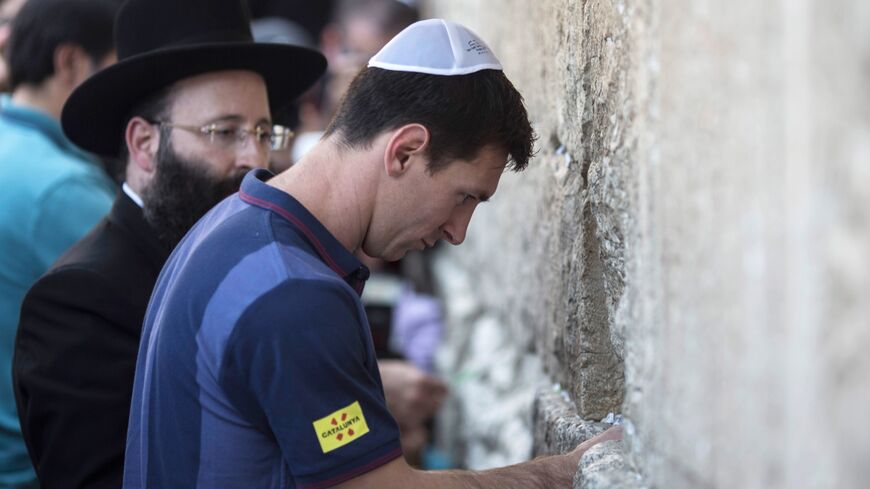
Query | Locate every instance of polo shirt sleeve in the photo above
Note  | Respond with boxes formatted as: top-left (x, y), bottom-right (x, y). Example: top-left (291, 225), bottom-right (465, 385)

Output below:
top-left (219, 278), bottom-right (403, 488)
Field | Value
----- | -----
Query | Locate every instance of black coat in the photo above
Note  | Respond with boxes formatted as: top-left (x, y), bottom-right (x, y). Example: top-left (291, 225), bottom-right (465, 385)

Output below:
top-left (13, 193), bottom-right (170, 489)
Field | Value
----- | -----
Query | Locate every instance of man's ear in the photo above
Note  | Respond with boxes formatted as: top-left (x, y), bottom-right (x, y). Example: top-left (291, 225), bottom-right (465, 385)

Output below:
top-left (53, 43), bottom-right (94, 88)
top-left (125, 116), bottom-right (160, 174)
top-left (383, 124), bottom-right (430, 177)
top-left (52, 43), bottom-right (78, 87)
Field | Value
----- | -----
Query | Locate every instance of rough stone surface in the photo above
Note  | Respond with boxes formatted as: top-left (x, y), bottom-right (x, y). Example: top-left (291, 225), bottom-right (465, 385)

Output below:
top-left (424, 0), bottom-right (628, 424)
top-left (575, 440), bottom-right (645, 489)
top-left (532, 387), bottom-right (645, 488)
top-left (424, 0), bottom-right (870, 488)
top-left (531, 387), bottom-right (609, 457)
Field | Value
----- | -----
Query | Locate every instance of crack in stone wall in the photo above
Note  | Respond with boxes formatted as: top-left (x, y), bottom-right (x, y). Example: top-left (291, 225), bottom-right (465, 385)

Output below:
top-left (553, 0), bottom-right (636, 420)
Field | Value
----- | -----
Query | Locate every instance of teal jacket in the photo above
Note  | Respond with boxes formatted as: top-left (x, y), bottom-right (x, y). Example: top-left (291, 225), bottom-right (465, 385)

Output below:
top-left (0, 95), bottom-right (115, 488)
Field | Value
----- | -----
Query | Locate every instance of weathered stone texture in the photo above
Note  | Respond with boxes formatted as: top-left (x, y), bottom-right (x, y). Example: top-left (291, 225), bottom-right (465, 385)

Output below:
top-left (532, 387), bottom-right (610, 457)
top-left (574, 440), bottom-right (646, 489)
top-left (425, 0), bottom-right (629, 424)
top-left (425, 0), bottom-right (870, 487)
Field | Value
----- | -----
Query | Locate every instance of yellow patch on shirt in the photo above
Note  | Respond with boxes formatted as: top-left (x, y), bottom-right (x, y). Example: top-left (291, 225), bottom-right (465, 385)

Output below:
top-left (312, 401), bottom-right (370, 453)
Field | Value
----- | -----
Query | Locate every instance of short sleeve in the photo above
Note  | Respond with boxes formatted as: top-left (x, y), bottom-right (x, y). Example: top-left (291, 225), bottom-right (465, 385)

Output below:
top-left (30, 176), bottom-right (114, 269)
top-left (219, 279), bottom-right (402, 488)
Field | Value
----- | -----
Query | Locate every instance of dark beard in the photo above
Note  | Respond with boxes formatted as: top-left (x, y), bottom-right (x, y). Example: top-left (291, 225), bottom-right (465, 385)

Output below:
top-left (141, 139), bottom-right (247, 248)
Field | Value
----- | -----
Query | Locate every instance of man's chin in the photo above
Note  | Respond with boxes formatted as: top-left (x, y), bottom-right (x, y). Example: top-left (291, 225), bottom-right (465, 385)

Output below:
top-left (363, 241), bottom-right (416, 263)
top-left (379, 247), bottom-right (408, 263)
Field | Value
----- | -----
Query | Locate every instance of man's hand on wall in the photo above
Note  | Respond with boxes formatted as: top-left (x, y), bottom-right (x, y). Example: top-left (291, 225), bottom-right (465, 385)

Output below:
top-left (569, 424), bottom-right (623, 459)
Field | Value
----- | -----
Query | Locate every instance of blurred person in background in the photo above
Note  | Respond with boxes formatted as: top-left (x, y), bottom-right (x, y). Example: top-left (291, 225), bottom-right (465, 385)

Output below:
top-left (247, 0), bottom-right (333, 42)
top-left (321, 0), bottom-right (419, 76)
top-left (251, 16), bottom-right (318, 173)
top-left (12, 0), bottom-right (325, 487)
top-left (0, 0), bottom-right (117, 486)
top-left (290, 0), bottom-right (420, 165)
top-left (0, 0), bottom-right (27, 93)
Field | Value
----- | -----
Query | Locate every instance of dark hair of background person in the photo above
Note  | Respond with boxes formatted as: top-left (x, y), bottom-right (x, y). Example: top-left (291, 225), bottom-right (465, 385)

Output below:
top-left (334, 0), bottom-right (418, 38)
top-left (247, 0), bottom-right (334, 42)
top-left (325, 68), bottom-right (536, 173)
top-left (6, 0), bottom-right (117, 91)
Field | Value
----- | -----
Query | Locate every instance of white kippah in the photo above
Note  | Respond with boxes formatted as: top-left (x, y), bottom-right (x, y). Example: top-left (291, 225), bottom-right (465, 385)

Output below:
top-left (368, 19), bottom-right (503, 76)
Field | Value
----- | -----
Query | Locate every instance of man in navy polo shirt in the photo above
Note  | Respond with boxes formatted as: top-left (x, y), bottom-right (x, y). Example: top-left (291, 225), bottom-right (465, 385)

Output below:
top-left (125, 19), bottom-right (621, 489)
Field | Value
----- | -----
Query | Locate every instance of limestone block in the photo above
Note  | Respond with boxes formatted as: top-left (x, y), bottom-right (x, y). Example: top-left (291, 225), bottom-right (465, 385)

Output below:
top-left (532, 386), bottom-right (609, 456)
top-left (533, 387), bottom-right (645, 488)
top-left (574, 440), bottom-right (646, 489)
top-left (423, 0), bottom-right (628, 421)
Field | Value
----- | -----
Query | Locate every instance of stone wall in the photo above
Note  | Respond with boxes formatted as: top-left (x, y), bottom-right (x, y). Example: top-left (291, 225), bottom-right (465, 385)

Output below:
top-left (423, 1), bottom-right (870, 488)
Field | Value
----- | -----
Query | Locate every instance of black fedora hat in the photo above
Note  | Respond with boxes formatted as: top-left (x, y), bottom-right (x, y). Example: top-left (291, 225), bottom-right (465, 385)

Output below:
top-left (61, 0), bottom-right (326, 157)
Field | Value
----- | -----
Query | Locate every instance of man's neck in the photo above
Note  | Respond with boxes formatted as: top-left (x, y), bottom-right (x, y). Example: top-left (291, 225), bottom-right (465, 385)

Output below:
top-left (268, 137), bottom-right (377, 254)
top-left (10, 82), bottom-right (65, 120)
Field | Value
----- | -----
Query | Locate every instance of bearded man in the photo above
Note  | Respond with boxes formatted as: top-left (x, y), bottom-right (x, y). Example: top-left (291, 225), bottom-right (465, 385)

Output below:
top-left (10, 0), bottom-right (325, 487)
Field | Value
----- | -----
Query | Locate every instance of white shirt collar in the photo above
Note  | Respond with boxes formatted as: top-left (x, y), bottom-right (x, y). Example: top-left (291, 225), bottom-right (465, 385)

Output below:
top-left (122, 182), bottom-right (144, 208)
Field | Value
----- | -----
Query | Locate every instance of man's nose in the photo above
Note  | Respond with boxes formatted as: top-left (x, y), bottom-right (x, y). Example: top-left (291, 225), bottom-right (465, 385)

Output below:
top-left (233, 135), bottom-right (268, 170)
top-left (440, 206), bottom-right (475, 246)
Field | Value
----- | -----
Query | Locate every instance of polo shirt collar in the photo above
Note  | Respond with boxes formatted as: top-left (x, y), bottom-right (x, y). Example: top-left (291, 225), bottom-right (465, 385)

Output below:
top-left (239, 169), bottom-right (370, 293)
top-left (0, 96), bottom-right (96, 162)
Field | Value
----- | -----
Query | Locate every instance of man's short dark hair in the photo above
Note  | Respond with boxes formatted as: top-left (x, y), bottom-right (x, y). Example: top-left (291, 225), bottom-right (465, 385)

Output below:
top-left (324, 67), bottom-right (535, 173)
top-left (6, 0), bottom-right (117, 90)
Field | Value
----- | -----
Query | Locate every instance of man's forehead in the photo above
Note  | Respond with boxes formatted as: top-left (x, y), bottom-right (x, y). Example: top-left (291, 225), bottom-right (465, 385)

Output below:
top-left (166, 69), bottom-right (271, 120)
top-left (168, 69), bottom-right (268, 99)
top-left (438, 145), bottom-right (508, 195)
top-left (467, 144), bottom-right (509, 169)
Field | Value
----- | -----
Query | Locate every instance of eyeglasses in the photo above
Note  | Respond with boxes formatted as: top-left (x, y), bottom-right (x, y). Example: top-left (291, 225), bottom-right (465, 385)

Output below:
top-left (151, 120), bottom-right (293, 152)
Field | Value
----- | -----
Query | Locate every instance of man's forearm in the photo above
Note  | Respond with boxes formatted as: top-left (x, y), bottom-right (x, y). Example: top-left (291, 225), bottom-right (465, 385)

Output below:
top-left (335, 426), bottom-right (622, 489)
top-left (333, 451), bottom-right (577, 489)
top-left (429, 452), bottom-right (577, 489)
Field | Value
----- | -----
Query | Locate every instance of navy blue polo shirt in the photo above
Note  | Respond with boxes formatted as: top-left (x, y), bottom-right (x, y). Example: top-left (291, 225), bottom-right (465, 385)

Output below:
top-left (124, 169), bottom-right (402, 488)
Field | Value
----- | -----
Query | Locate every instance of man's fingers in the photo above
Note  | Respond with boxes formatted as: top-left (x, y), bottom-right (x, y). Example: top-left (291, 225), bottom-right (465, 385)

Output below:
top-left (572, 425), bottom-right (624, 458)
top-left (595, 424), bottom-right (623, 442)
top-left (583, 425), bottom-right (623, 447)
